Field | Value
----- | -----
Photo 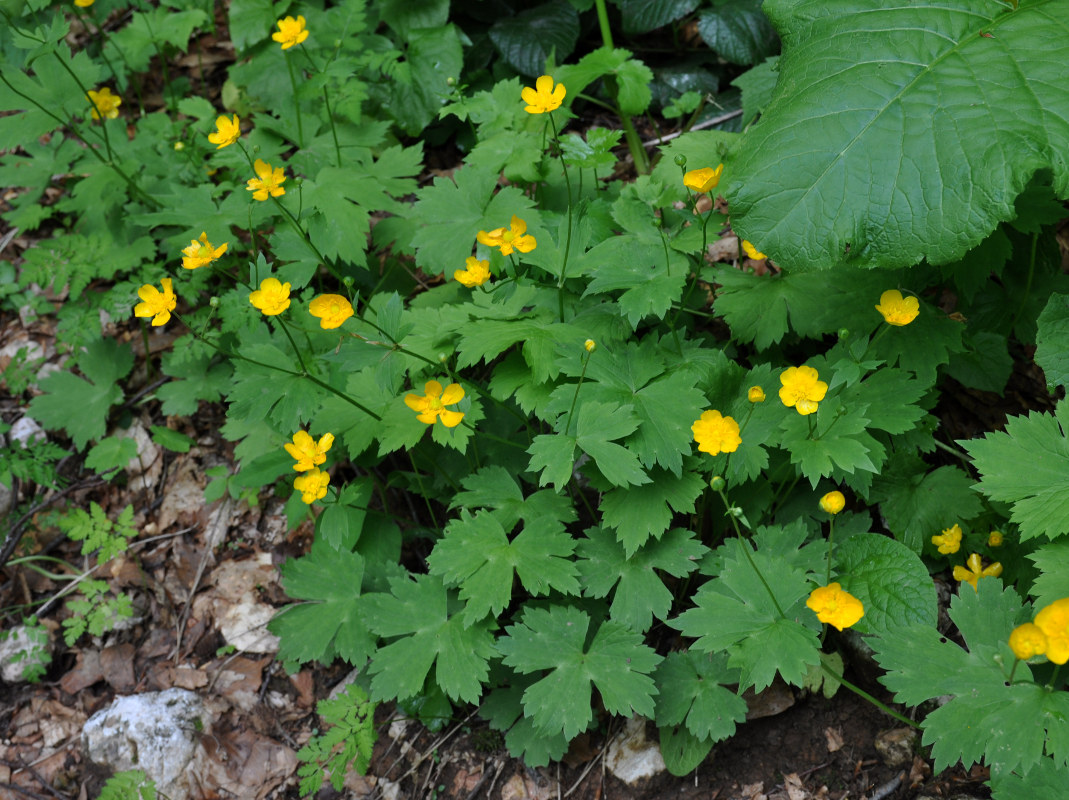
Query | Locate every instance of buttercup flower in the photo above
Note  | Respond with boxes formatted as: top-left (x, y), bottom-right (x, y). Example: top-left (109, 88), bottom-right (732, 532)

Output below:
top-left (988, 530), bottom-right (1004, 547)
top-left (75, 0), bottom-right (95, 7)
top-left (953, 552), bottom-right (1002, 591)
top-left (285, 431), bottom-right (335, 472)
top-left (932, 523), bottom-right (963, 555)
top-left (246, 159), bottom-right (286, 201)
top-left (691, 410), bottom-right (741, 456)
top-left (405, 380), bottom-right (465, 427)
top-left (778, 366), bottom-right (828, 416)
top-left (454, 257), bottom-right (491, 288)
top-left (477, 216), bottom-right (536, 256)
top-left (249, 277), bottom-right (291, 316)
top-left (820, 491), bottom-right (845, 515)
top-left (309, 294), bottom-right (354, 329)
top-left (875, 290), bottom-right (920, 326)
top-left (741, 240), bottom-right (767, 260)
top-left (208, 114), bottom-right (240, 149)
top-left (273, 15), bottom-right (309, 49)
top-left (748, 386), bottom-right (766, 403)
top-left (294, 468), bottom-right (330, 504)
top-left (134, 278), bottom-right (177, 326)
top-left (584, 339), bottom-right (596, 353)
top-left (806, 583), bottom-right (864, 631)
top-left (683, 165), bottom-right (723, 193)
top-left (521, 75), bottom-right (566, 114)
top-left (1035, 598), bottom-right (1069, 664)
top-left (87, 87), bottom-right (121, 120)
top-left (1008, 623), bottom-right (1048, 661)
top-left (181, 232), bottom-right (228, 270)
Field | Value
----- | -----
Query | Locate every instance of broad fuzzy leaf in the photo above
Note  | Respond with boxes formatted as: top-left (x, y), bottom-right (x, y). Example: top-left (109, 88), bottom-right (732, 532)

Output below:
top-left (834, 534), bottom-right (937, 636)
top-left (727, 0), bottom-right (1069, 270)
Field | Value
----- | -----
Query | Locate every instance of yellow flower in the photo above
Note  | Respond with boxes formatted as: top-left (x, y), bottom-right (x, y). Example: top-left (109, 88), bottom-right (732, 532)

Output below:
top-left (181, 232), bottom-right (228, 270)
top-left (953, 552), bottom-right (1002, 592)
top-left (988, 530), bottom-right (1004, 547)
top-left (285, 431), bottom-right (335, 472)
top-left (293, 468), bottom-right (330, 504)
top-left (453, 256), bottom-right (491, 288)
top-left (521, 75), bottom-right (566, 114)
top-left (691, 410), bottom-right (741, 456)
top-left (1035, 598), bottom-right (1069, 665)
top-left (477, 215), bottom-right (536, 256)
top-left (875, 289), bottom-right (920, 326)
top-left (87, 87), bottom-right (121, 120)
top-left (74, 0), bottom-right (94, 7)
top-left (308, 294), bottom-right (354, 329)
top-left (747, 386), bottom-right (765, 403)
top-left (208, 114), bottom-right (241, 149)
top-left (584, 339), bottom-right (596, 353)
top-left (404, 380), bottom-right (465, 428)
top-left (819, 491), bottom-right (845, 515)
top-left (741, 240), bottom-right (767, 260)
top-left (932, 523), bottom-right (963, 555)
top-left (272, 15), bottom-right (309, 50)
top-left (1008, 622), bottom-right (1048, 661)
top-left (134, 278), bottom-right (176, 326)
top-left (806, 583), bottom-right (864, 631)
top-left (778, 365), bottom-right (828, 416)
top-left (246, 159), bottom-right (286, 201)
top-left (683, 165), bottom-right (723, 193)
top-left (249, 277), bottom-right (291, 316)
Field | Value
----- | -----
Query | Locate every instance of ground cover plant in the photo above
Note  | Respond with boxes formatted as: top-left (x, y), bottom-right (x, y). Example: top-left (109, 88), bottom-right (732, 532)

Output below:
top-left (2, 0), bottom-right (1069, 798)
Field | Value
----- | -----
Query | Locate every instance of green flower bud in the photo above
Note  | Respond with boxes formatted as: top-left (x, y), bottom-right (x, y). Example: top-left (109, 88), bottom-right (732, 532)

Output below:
top-left (838, 328), bottom-right (850, 341)
top-left (673, 154), bottom-right (687, 167)
top-left (342, 276), bottom-right (355, 288)
top-left (209, 296), bottom-right (220, 308)
top-left (709, 475), bottom-right (725, 491)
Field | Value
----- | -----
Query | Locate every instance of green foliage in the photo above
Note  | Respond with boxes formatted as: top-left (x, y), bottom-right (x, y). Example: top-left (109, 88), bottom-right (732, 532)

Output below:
top-left (57, 502), bottom-right (137, 562)
top-left (62, 578), bottom-right (135, 646)
top-left (96, 770), bottom-right (157, 800)
top-left (295, 685), bottom-right (378, 797)
top-left (0, 436), bottom-right (67, 488)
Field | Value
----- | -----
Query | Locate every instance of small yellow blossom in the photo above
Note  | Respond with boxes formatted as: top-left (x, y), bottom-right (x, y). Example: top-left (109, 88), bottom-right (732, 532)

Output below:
top-left (932, 523), bottom-right (963, 555)
top-left (477, 215), bottom-right (536, 256)
top-left (134, 278), bottom-right (177, 327)
top-left (308, 294), bottom-right (354, 329)
top-left (683, 165), bottom-right (723, 193)
top-left (953, 552), bottom-right (1002, 591)
top-left (294, 468), bottom-right (330, 504)
top-left (1035, 598), bottom-right (1069, 664)
top-left (453, 256), bottom-right (491, 288)
top-left (87, 87), bottom-right (121, 120)
top-left (249, 277), bottom-right (291, 316)
top-left (806, 583), bottom-right (864, 631)
top-left (273, 15), bottom-right (309, 50)
top-left (75, 0), bottom-right (95, 6)
top-left (741, 240), bottom-right (767, 260)
top-left (691, 410), bottom-right (741, 456)
top-left (819, 491), bottom-right (845, 515)
top-left (875, 289), bottom-right (920, 326)
top-left (584, 339), bottom-right (596, 353)
top-left (405, 380), bottom-right (465, 427)
top-left (521, 75), bottom-right (566, 114)
top-left (778, 365), bottom-right (828, 416)
top-left (988, 530), bottom-right (1003, 547)
top-left (246, 159), bottom-right (286, 201)
top-left (748, 386), bottom-right (765, 403)
top-left (181, 232), bottom-right (228, 270)
top-left (1008, 622), bottom-right (1048, 661)
top-left (208, 114), bottom-right (241, 149)
top-left (285, 431), bottom-right (335, 472)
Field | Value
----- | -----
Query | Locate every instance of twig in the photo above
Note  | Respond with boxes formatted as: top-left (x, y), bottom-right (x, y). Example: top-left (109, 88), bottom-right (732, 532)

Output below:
top-left (563, 749), bottom-right (605, 798)
top-left (867, 772), bottom-right (904, 800)
top-left (464, 759), bottom-right (503, 800)
top-left (642, 109), bottom-right (745, 148)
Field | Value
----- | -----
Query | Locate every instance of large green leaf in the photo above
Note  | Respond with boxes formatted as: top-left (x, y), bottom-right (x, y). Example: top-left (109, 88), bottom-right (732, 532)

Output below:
top-left (726, 0), bottom-right (1069, 270)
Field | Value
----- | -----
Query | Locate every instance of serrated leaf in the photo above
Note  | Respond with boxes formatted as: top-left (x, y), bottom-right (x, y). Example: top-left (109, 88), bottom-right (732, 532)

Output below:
top-left (598, 470), bottom-right (706, 556)
top-left (1027, 541), bottom-right (1069, 611)
top-left (480, 679), bottom-right (571, 767)
top-left (654, 651), bottom-right (747, 742)
top-left (84, 436), bottom-right (139, 474)
top-left (727, 0), bottom-right (1069, 270)
top-left (1036, 293), bottom-right (1069, 390)
top-left (448, 465), bottom-right (577, 530)
top-left (697, 0), bottom-right (777, 65)
top-left (584, 238), bottom-right (688, 329)
top-left (834, 534), bottom-right (937, 636)
top-left (489, 1), bottom-right (579, 77)
top-left (779, 399), bottom-right (880, 487)
top-left (732, 57), bottom-right (780, 126)
top-left (149, 426), bottom-right (194, 454)
top-left (658, 724), bottom-right (714, 776)
top-left (497, 605), bottom-right (662, 739)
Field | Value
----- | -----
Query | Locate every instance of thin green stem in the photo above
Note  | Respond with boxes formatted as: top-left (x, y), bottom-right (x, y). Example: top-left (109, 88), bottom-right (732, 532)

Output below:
top-left (407, 451), bottom-right (440, 532)
top-left (276, 317), bottom-right (311, 374)
top-left (547, 114), bottom-right (574, 323)
top-left (593, 0), bottom-right (614, 48)
top-left (322, 86), bottom-right (342, 166)
top-left (1008, 232), bottom-right (1038, 335)
top-left (823, 663), bottom-right (920, 728)
top-left (285, 53), bottom-right (305, 148)
top-left (564, 350), bottom-right (593, 436)
top-left (715, 485), bottom-right (785, 617)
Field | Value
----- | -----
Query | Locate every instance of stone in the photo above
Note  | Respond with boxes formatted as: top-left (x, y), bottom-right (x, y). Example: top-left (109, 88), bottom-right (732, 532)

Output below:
top-left (605, 716), bottom-right (665, 785)
top-left (0, 623), bottom-right (52, 683)
top-left (873, 727), bottom-right (917, 767)
top-left (82, 689), bottom-right (208, 800)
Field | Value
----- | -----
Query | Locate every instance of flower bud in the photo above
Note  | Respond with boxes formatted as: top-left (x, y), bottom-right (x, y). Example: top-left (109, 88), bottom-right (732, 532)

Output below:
top-left (651, 216), bottom-right (662, 228)
top-left (446, 76), bottom-right (456, 86)
top-left (438, 353), bottom-right (448, 362)
top-left (174, 141), bottom-right (185, 151)
top-left (819, 490), bottom-right (845, 515)
top-left (747, 386), bottom-right (765, 403)
top-left (209, 296), bottom-right (220, 308)
top-left (584, 339), bottom-right (596, 353)
top-left (988, 530), bottom-right (1004, 547)
top-left (728, 506), bottom-right (744, 518)
top-left (709, 475), bottom-right (725, 491)
top-left (342, 276), bottom-right (355, 287)
top-left (673, 154), bottom-right (687, 167)
top-left (838, 328), bottom-right (850, 341)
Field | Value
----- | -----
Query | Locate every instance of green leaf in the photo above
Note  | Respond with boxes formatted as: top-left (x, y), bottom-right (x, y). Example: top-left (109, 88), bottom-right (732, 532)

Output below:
top-left (779, 398), bottom-right (880, 487)
top-left (379, 0), bottom-right (449, 37)
top-left (697, 0), bottom-right (777, 65)
top-left (598, 470), bottom-right (706, 555)
top-left (834, 534), bottom-right (937, 637)
top-left (497, 605), bottom-right (662, 739)
top-left (658, 724), bottom-right (714, 777)
top-left (1036, 293), bottom-right (1069, 391)
top-left (577, 527), bottom-right (706, 632)
top-left (268, 542), bottom-right (376, 671)
top-left (386, 25), bottom-right (464, 136)
top-left (149, 426), bottom-right (194, 454)
top-left (489, 1), bottom-right (580, 77)
top-left (157, 351), bottom-right (232, 416)
top-left (619, 0), bottom-right (700, 34)
top-left (480, 678), bottom-right (571, 767)
top-left (428, 509), bottom-right (579, 626)
top-left (556, 47), bottom-right (653, 115)
top-left (84, 436), bottom-right (138, 474)
top-left (963, 406), bottom-right (1069, 542)
top-left (1028, 541), bottom-right (1069, 611)
top-left (727, 0), bottom-right (1069, 270)
top-left (732, 56), bottom-right (780, 127)
top-left (296, 685), bottom-right (377, 795)
top-left (870, 307), bottom-right (965, 385)
top-left (105, 8), bottom-right (208, 72)
top-left (654, 651), bottom-right (747, 741)
top-left (583, 238), bottom-right (688, 329)
top-left (946, 331), bottom-right (1013, 394)
top-left (448, 465), bottom-right (577, 531)
top-left (227, 0), bottom-right (277, 52)
top-left (362, 575), bottom-right (496, 703)
top-left (318, 479), bottom-right (374, 551)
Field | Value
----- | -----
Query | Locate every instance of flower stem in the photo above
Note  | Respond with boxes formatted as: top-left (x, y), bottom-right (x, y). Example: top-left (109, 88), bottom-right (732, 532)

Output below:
top-left (822, 662), bottom-right (921, 729)
top-left (547, 114), bottom-right (574, 323)
top-left (714, 485), bottom-right (785, 618)
top-left (563, 348), bottom-right (593, 436)
top-left (284, 52), bottom-right (305, 148)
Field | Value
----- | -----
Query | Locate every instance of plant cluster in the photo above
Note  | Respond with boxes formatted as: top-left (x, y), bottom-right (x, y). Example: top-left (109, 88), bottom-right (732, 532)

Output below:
top-left (2, 1), bottom-right (1069, 799)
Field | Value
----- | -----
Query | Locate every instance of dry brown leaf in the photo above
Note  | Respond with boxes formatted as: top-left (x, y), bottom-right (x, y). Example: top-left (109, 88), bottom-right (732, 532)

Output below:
top-left (59, 649), bottom-right (104, 694)
top-left (784, 772), bottom-right (809, 800)
top-left (100, 643), bottom-right (136, 693)
top-left (744, 681), bottom-right (795, 720)
top-left (824, 726), bottom-right (844, 753)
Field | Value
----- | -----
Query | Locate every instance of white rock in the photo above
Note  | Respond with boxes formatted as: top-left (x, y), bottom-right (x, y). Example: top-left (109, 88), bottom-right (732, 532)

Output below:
top-left (0, 623), bottom-right (52, 683)
top-left (217, 596), bottom-right (280, 654)
top-left (605, 716), bottom-right (665, 785)
top-left (82, 689), bottom-right (208, 800)
top-left (9, 416), bottom-right (46, 446)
